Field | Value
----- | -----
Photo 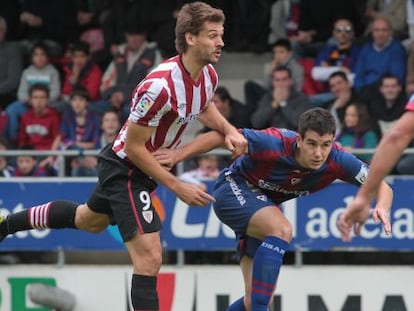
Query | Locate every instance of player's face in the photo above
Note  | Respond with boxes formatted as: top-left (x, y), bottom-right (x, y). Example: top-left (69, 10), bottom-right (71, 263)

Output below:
top-left (191, 21), bottom-right (224, 64)
top-left (296, 130), bottom-right (334, 170)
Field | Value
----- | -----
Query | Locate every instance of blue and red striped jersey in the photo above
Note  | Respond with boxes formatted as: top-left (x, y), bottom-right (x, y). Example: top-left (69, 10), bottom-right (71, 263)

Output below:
top-left (230, 128), bottom-right (369, 204)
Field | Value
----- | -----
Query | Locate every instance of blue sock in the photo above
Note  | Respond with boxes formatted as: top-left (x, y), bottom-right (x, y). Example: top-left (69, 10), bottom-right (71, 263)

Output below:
top-left (226, 297), bottom-right (246, 311)
top-left (251, 236), bottom-right (289, 311)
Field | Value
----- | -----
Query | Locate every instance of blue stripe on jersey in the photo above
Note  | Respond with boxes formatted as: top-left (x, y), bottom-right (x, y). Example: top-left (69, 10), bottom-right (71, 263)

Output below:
top-left (229, 128), bottom-right (368, 204)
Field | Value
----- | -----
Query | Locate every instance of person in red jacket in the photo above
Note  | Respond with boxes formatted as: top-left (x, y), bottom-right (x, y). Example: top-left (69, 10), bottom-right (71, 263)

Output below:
top-left (61, 41), bottom-right (102, 103)
top-left (18, 84), bottom-right (61, 169)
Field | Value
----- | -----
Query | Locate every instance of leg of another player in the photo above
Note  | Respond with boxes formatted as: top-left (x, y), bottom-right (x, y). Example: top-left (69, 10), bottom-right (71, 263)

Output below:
top-left (245, 205), bottom-right (292, 311)
top-left (0, 201), bottom-right (110, 241)
top-left (125, 231), bottom-right (163, 310)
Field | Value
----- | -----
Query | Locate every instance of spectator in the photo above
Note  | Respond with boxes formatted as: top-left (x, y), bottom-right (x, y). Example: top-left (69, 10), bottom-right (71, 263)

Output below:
top-left (321, 71), bottom-right (359, 136)
top-left (18, 84), bottom-right (61, 170)
top-left (0, 17), bottom-right (24, 108)
top-left (268, 0), bottom-right (300, 46)
top-left (179, 154), bottom-right (220, 191)
top-left (13, 146), bottom-right (56, 177)
top-left (245, 38), bottom-right (304, 117)
top-left (251, 66), bottom-right (310, 130)
top-left (60, 86), bottom-right (101, 176)
top-left (365, 0), bottom-right (407, 40)
top-left (336, 103), bottom-right (378, 163)
top-left (0, 138), bottom-right (14, 177)
top-left (292, 0), bottom-right (364, 58)
top-left (99, 23), bottom-right (162, 121)
top-left (312, 19), bottom-right (360, 83)
top-left (18, 0), bottom-right (77, 57)
top-left (210, 86), bottom-right (251, 129)
top-left (5, 41), bottom-right (61, 145)
top-left (359, 73), bottom-right (406, 136)
top-left (353, 16), bottom-right (406, 91)
top-left (61, 41), bottom-right (102, 107)
top-left (98, 109), bottom-right (121, 149)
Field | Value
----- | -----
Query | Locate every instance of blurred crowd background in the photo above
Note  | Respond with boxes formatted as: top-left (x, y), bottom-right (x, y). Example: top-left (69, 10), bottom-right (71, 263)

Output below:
top-left (0, 0), bottom-right (413, 178)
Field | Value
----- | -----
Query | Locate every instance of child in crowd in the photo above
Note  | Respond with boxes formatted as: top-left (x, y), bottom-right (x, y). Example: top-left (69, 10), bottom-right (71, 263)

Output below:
top-left (179, 154), bottom-right (220, 191)
top-left (13, 146), bottom-right (56, 177)
top-left (6, 41), bottom-right (61, 145)
top-left (60, 86), bottom-right (101, 176)
top-left (0, 138), bottom-right (14, 177)
top-left (98, 109), bottom-right (121, 149)
top-left (18, 84), bottom-right (61, 170)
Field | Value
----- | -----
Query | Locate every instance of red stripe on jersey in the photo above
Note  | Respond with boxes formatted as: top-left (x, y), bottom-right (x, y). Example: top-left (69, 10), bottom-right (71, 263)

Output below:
top-left (405, 100), bottom-right (414, 111)
top-left (127, 169), bottom-right (144, 234)
top-left (152, 111), bottom-right (178, 150)
top-left (199, 72), bottom-right (207, 111)
top-left (207, 64), bottom-right (218, 91)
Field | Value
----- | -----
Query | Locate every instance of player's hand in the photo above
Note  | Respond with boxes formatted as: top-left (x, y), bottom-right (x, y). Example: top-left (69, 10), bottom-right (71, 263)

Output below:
top-left (153, 148), bottom-right (177, 170)
top-left (372, 204), bottom-right (392, 236)
top-left (224, 130), bottom-right (247, 159)
top-left (337, 196), bottom-right (371, 242)
top-left (175, 181), bottom-right (215, 207)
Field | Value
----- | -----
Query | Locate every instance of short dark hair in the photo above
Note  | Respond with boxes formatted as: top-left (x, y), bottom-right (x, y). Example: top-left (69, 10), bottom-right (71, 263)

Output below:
top-left (273, 65), bottom-right (292, 78)
top-left (30, 41), bottom-right (50, 58)
top-left (298, 108), bottom-right (336, 137)
top-left (70, 41), bottom-right (90, 55)
top-left (70, 85), bottom-right (90, 101)
top-left (214, 86), bottom-right (232, 102)
top-left (175, 1), bottom-right (225, 54)
top-left (29, 83), bottom-right (50, 98)
top-left (272, 38), bottom-right (292, 51)
top-left (328, 71), bottom-right (348, 82)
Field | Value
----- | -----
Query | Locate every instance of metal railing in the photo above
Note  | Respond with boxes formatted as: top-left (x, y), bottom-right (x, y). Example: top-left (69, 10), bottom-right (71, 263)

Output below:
top-left (2, 147), bottom-right (414, 177)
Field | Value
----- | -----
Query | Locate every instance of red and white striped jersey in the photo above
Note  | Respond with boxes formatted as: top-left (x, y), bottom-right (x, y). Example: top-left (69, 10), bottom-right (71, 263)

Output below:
top-left (112, 55), bottom-right (218, 159)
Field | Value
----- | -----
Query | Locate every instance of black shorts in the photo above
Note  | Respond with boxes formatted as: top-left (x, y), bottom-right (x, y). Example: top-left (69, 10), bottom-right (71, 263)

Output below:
top-left (87, 144), bottom-right (161, 242)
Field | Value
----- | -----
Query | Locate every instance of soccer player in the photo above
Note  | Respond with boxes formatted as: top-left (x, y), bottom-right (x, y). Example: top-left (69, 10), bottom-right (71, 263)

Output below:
top-left (338, 94), bottom-right (414, 242)
top-left (154, 107), bottom-right (392, 311)
top-left (0, 2), bottom-right (246, 310)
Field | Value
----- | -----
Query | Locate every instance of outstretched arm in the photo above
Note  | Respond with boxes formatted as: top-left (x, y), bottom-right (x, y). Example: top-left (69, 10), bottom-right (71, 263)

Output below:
top-left (153, 130), bottom-right (230, 168)
top-left (338, 180), bottom-right (393, 242)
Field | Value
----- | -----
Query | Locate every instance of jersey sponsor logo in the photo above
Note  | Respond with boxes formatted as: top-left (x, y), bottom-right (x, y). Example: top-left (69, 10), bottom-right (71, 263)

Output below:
top-left (355, 164), bottom-right (369, 184)
top-left (137, 95), bottom-right (154, 114)
top-left (291, 178), bottom-right (301, 185)
top-left (142, 210), bottom-right (153, 223)
top-left (177, 113), bottom-right (199, 124)
top-left (258, 179), bottom-right (310, 197)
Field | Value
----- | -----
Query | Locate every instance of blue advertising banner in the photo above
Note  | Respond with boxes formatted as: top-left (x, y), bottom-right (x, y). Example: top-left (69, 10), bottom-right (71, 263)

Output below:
top-left (0, 178), bottom-right (413, 251)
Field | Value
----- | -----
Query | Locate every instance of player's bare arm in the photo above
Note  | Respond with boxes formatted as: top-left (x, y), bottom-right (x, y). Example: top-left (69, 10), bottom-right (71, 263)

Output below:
top-left (153, 130), bottom-right (229, 168)
top-left (124, 122), bottom-right (215, 207)
top-left (198, 102), bottom-right (247, 157)
top-left (359, 111), bottom-right (414, 200)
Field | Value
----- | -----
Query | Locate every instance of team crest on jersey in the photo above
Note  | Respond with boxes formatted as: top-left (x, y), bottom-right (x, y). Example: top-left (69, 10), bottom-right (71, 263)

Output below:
top-left (137, 95), bottom-right (153, 114)
top-left (142, 211), bottom-right (153, 223)
top-left (256, 194), bottom-right (267, 202)
top-left (291, 178), bottom-right (301, 185)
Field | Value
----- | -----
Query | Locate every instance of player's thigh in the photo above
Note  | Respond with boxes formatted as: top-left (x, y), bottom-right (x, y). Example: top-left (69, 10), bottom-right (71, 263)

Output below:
top-left (213, 171), bottom-right (275, 237)
top-left (247, 205), bottom-right (292, 241)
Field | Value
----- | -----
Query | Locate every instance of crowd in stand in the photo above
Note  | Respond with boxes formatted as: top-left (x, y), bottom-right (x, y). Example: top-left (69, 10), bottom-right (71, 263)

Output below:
top-left (1, 0), bottom-right (414, 178)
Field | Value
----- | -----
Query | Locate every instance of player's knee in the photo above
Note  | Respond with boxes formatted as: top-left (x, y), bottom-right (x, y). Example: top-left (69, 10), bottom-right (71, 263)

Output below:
top-left (277, 221), bottom-right (293, 242)
top-left (75, 204), bottom-right (108, 233)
